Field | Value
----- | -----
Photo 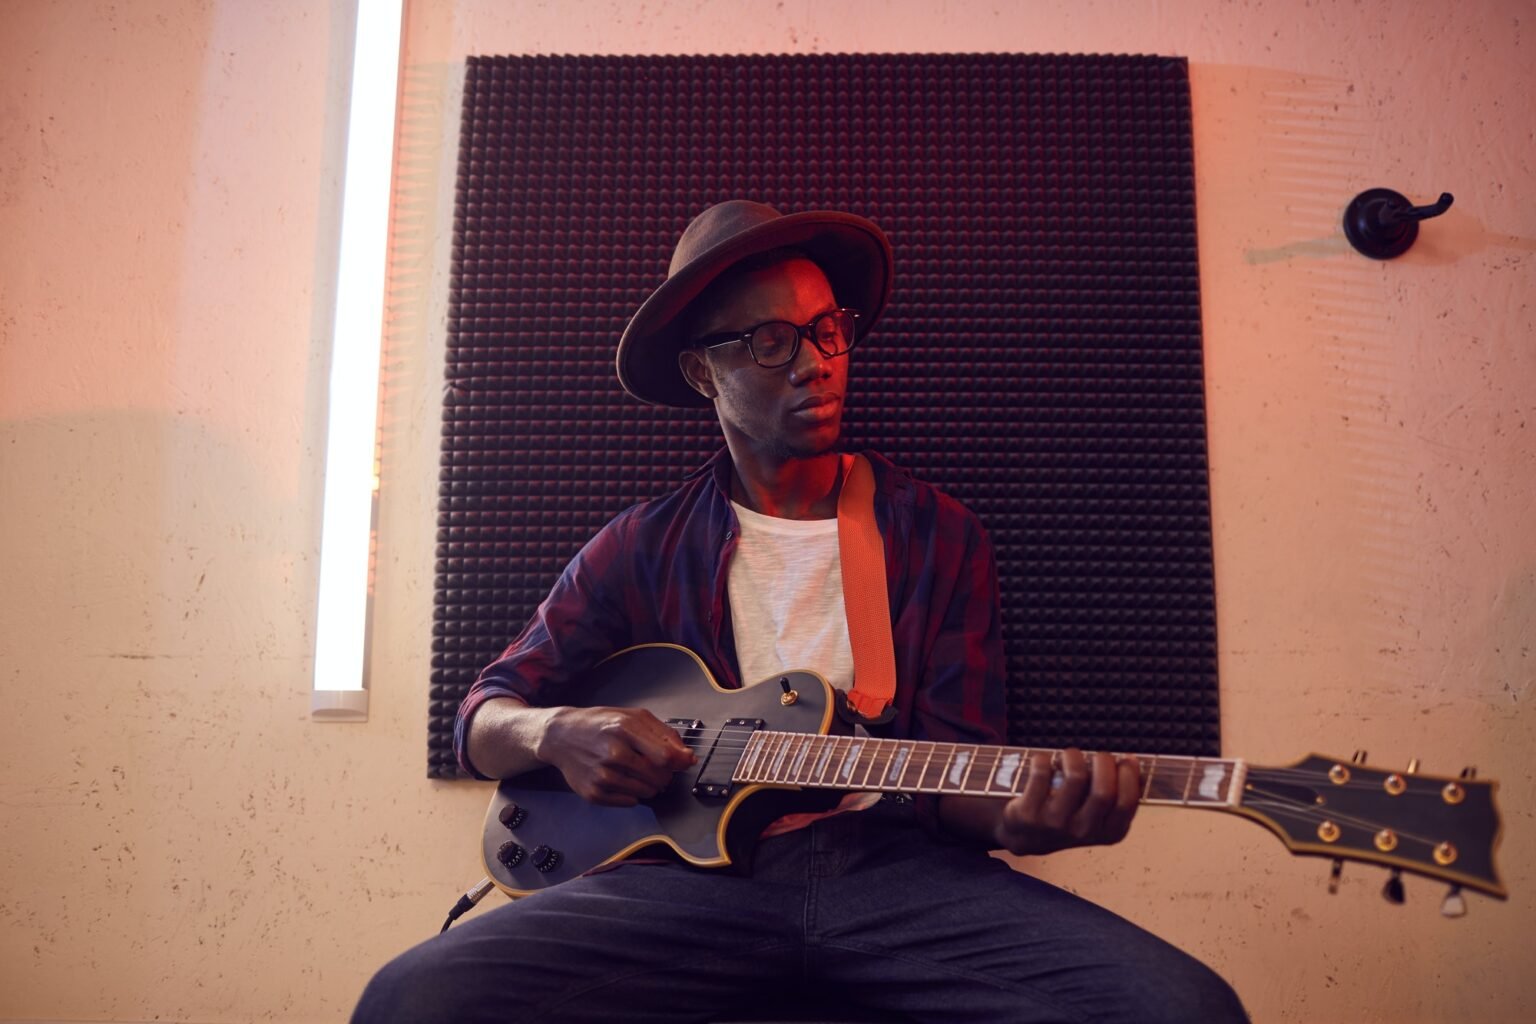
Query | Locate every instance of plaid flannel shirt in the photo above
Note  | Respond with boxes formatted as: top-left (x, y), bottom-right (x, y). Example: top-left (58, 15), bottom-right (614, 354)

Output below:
top-left (455, 447), bottom-right (1007, 832)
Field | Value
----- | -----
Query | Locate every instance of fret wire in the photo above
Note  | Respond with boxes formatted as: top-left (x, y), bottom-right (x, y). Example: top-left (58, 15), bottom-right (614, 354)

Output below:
top-left (797, 735), bottom-right (823, 784)
top-left (855, 737), bottom-right (881, 789)
top-left (771, 733), bottom-right (793, 782)
top-left (917, 743), bottom-right (936, 792)
top-left (973, 745), bottom-right (995, 795)
top-left (887, 741), bottom-right (913, 789)
top-left (1010, 748), bottom-right (1032, 794)
top-left (959, 742), bottom-right (981, 795)
top-left (1181, 758), bottom-right (1197, 805)
top-left (868, 737), bottom-right (892, 790)
top-left (987, 746), bottom-right (1010, 793)
top-left (876, 739), bottom-right (900, 790)
top-left (733, 733), bottom-right (756, 782)
top-left (755, 733), bottom-right (775, 781)
top-left (744, 732), bottom-right (768, 780)
top-left (803, 735), bottom-right (823, 784)
top-left (1143, 755), bottom-right (1159, 801)
top-left (835, 735), bottom-right (857, 786)
top-left (940, 742), bottom-right (960, 793)
top-left (814, 734), bottom-right (837, 785)
top-left (787, 735), bottom-right (810, 783)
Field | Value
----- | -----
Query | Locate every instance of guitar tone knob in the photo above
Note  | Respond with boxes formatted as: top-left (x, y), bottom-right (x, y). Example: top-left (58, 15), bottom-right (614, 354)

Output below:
top-left (532, 845), bottom-right (561, 873)
top-left (496, 841), bottom-right (525, 868)
top-left (498, 802), bottom-right (527, 830)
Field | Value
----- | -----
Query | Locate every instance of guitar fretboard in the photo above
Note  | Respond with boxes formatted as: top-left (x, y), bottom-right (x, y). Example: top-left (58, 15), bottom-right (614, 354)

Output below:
top-left (732, 731), bottom-right (1246, 807)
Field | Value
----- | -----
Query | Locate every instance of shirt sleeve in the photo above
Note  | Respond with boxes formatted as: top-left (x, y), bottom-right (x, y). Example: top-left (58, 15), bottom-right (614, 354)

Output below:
top-left (453, 507), bottom-right (638, 779)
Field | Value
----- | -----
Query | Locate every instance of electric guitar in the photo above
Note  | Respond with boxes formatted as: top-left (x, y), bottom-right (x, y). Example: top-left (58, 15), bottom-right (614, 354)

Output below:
top-left (479, 644), bottom-right (1506, 908)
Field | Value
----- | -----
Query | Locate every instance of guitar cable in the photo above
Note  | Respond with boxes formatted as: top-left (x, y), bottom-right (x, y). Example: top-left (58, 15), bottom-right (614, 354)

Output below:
top-left (441, 877), bottom-right (496, 934)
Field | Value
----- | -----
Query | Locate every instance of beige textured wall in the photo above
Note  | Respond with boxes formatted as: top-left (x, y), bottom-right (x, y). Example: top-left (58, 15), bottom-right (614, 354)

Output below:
top-left (2, 0), bottom-right (1532, 1021)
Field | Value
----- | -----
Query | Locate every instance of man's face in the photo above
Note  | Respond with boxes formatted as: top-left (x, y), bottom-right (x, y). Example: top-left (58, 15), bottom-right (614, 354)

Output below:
top-left (680, 257), bottom-right (849, 462)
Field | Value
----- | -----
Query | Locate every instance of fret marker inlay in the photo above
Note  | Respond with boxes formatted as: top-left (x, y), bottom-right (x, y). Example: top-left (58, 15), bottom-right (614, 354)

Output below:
top-left (949, 750), bottom-right (971, 787)
top-left (1198, 764), bottom-right (1225, 801)
top-left (840, 742), bottom-right (864, 781)
top-left (996, 752), bottom-right (1021, 789)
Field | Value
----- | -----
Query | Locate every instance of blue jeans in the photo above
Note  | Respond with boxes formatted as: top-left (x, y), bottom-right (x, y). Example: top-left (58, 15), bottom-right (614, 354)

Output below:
top-left (353, 798), bottom-right (1246, 1023)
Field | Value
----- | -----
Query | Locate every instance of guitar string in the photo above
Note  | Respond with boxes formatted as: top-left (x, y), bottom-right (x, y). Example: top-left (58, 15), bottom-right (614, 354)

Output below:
top-left (1241, 787), bottom-right (1444, 847)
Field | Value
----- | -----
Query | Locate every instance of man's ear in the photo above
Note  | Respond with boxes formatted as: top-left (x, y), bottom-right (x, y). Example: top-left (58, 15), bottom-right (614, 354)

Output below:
top-left (677, 348), bottom-right (717, 400)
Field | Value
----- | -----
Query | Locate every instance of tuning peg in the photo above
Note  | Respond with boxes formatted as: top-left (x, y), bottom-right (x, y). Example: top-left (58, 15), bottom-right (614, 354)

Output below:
top-left (1382, 869), bottom-right (1406, 905)
top-left (1441, 885), bottom-right (1467, 918)
top-left (1352, 749), bottom-right (1369, 764)
top-left (1327, 858), bottom-right (1344, 895)
top-left (1406, 758), bottom-right (1420, 774)
top-left (1460, 765), bottom-right (1478, 780)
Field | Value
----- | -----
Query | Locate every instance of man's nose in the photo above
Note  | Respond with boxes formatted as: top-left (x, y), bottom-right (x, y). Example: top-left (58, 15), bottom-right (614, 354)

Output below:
top-left (787, 327), bottom-right (833, 381)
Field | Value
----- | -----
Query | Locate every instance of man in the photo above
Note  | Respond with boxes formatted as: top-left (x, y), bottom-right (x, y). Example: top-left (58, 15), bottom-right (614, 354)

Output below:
top-left (354, 201), bottom-right (1246, 1022)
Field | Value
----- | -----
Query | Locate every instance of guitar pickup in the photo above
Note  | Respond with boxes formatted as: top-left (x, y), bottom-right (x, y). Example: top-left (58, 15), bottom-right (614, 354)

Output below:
top-left (690, 717), bottom-right (764, 799)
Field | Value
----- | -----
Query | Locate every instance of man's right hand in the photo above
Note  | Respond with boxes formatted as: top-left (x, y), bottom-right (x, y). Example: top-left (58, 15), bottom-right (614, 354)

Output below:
top-left (535, 706), bottom-right (697, 806)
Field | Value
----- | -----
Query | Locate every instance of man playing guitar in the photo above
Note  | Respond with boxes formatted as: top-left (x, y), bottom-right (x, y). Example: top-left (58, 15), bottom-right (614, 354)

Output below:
top-left (353, 200), bottom-right (1248, 1022)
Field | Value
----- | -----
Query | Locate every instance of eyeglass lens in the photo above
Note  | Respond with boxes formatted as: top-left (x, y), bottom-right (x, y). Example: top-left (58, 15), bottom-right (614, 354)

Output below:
top-left (751, 310), bottom-right (855, 367)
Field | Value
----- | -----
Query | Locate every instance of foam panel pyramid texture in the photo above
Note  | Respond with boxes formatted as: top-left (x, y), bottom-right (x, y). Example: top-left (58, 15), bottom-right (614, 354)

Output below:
top-left (431, 53), bottom-right (1219, 778)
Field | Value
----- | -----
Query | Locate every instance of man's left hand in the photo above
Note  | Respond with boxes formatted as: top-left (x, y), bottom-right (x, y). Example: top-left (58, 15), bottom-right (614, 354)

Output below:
top-left (990, 749), bottom-right (1141, 856)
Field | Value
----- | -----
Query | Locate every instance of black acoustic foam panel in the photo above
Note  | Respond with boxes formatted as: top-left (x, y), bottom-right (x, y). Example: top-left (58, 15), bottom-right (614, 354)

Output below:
top-left (432, 53), bottom-right (1218, 778)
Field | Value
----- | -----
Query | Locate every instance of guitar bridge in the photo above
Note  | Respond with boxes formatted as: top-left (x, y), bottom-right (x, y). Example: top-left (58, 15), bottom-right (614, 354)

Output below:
top-left (689, 717), bottom-right (764, 799)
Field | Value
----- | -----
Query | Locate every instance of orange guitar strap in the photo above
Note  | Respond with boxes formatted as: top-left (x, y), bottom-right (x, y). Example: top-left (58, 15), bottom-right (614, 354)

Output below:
top-left (837, 453), bottom-right (897, 722)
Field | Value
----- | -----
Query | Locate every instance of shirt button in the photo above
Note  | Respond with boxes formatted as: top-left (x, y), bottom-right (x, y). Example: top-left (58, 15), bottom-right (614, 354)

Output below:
top-left (725, 530), bottom-right (734, 540)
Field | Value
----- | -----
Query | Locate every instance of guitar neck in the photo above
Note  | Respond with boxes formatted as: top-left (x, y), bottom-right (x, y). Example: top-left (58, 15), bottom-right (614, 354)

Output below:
top-left (733, 730), bottom-right (1247, 808)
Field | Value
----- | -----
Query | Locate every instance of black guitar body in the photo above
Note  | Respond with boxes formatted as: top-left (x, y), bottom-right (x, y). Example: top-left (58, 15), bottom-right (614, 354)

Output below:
top-left (480, 644), bottom-right (839, 896)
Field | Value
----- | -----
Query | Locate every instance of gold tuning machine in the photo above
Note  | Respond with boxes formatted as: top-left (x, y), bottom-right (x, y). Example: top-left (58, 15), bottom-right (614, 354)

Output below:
top-left (1441, 885), bottom-right (1468, 918)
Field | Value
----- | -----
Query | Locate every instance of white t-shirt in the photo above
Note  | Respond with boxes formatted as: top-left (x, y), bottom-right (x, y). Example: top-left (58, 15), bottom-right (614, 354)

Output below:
top-left (726, 496), bottom-right (880, 833)
top-left (726, 500), bottom-right (855, 693)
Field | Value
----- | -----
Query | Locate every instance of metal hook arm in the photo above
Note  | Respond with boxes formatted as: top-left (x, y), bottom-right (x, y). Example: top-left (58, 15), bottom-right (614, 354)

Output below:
top-left (1380, 192), bottom-right (1454, 225)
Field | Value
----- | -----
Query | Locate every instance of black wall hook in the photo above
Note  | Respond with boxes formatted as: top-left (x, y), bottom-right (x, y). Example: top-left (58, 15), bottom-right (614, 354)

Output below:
top-left (1343, 188), bottom-right (1455, 259)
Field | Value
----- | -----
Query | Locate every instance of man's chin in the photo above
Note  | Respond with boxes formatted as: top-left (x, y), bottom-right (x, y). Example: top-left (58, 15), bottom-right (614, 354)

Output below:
top-left (783, 424), bottom-right (842, 460)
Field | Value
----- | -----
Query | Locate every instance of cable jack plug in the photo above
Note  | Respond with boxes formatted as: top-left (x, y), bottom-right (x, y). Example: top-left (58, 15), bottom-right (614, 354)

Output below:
top-left (440, 877), bottom-right (495, 934)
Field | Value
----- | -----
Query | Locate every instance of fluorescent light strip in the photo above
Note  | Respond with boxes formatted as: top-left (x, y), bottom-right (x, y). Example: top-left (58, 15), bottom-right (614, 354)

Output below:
top-left (312, 0), bottom-right (405, 720)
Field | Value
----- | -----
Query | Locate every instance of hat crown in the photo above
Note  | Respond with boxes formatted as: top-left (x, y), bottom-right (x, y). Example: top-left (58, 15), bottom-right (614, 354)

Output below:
top-left (668, 200), bottom-right (784, 277)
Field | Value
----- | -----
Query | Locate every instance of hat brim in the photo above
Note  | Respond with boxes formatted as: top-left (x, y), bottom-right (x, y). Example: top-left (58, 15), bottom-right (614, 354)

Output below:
top-left (616, 211), bottom-right (894, 408)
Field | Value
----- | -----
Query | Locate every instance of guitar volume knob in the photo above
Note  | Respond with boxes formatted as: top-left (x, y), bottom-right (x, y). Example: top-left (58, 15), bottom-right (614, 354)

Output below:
top-left (531, 845), bottom-right (561, 873)
top-left (496, 841), bottom-right (525, 868)
top-left (498, 802), bottom-right (527, 830)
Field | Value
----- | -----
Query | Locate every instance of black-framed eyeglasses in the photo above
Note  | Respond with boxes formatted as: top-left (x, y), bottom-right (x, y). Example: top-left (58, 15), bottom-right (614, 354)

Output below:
top-left (693, 309), bottom-right (861, 369)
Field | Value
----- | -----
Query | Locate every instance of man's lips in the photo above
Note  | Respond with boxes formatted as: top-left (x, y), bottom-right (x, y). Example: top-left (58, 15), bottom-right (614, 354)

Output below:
top-left (791, 394), bottom-right (840, 413)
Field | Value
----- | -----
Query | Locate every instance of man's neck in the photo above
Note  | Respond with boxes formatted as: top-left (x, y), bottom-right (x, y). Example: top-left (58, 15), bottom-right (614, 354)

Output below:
top-left (727, 447), bottom-right (843, 521)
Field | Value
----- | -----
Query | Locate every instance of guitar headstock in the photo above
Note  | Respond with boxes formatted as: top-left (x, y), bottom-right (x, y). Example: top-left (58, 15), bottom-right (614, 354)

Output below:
top-left (1237, 753), bottom-right (1505, 903)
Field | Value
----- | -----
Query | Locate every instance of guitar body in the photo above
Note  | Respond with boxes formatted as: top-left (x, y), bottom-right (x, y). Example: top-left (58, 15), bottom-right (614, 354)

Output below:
top-left (481, 644), bottom-right (837, 897)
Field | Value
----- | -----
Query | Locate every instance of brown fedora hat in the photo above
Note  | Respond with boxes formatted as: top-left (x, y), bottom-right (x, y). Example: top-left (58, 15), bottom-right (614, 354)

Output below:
top-left (616, 200), bottom-right (894, 408)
